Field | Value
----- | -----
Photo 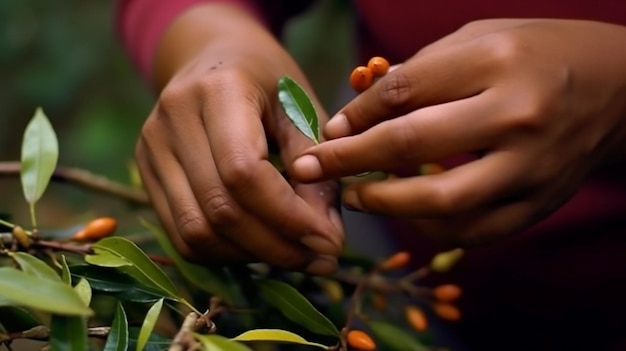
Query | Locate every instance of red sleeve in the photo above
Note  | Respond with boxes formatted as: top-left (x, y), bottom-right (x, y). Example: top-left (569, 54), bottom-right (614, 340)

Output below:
top-left (114, 0), bottom-right (289, 85)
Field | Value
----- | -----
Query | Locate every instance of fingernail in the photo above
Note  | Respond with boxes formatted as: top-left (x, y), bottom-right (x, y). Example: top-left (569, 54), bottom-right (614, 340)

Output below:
top-left (343, 190), bottom-right (365, 212)
top-left (306, 255), bottom-right (338, 275)
top-left (325, 113), bottom-right (351, 139)
top-left (293, 155), bottom-right (322, 179)
top-left (301, 235), bottom-right (340, 255)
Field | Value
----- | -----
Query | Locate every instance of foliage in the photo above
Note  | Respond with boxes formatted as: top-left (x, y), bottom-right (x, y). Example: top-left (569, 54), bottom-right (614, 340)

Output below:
top-left (0, 88), bottom-right (463, 350)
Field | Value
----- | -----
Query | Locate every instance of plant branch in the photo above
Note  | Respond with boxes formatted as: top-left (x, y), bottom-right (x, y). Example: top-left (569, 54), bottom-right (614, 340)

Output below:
top-left (0, 325), bottom-right (110, 343)
top-left (0, 161), bottom-right (150, 206)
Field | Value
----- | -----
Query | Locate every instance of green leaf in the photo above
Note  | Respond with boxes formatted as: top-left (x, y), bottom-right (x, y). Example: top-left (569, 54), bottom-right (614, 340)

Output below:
top-left (70, 265), bottom-right (167, 302)
top-left (140, 218), bottom-right (235, 304)
top-left (9, 252), bottom-right (61, 282)
top-left (20, 107), bottom-right (59, 227)
top-left (86, 237), bottom-right (178, 299)
top-left (367, 320), bottom-right (430, 351)
top-left (232, 329), bottom-right (329, 349)
top-left (136, 298), bottom-right (163, 351)
top-left (50, 315), bottom-right (88, 351)
top-left (73, 278), bottom-right (92, 306)
top-left (60, 255), bottom-right (72, 284)
top-left (0, 267), bottom-right (93, 316)
top-left (104, 302), bottom-right (129, 351)
top-left (0, 306), bottom-right (41, 332)
top-left (195, 334), bottom-right (252, 351)
top-left (256, 279), bottom-right (339, 337)
top-left (278, 76), bottom-right (320, 144)
top-left (128, 327), bottom-right (170, 351)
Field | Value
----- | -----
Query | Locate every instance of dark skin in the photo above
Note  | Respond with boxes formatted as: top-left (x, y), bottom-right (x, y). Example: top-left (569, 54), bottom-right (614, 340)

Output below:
top-left (136, 3), bottom-right (626, 273)
top-left (291, 19), bottom-right (626, 246)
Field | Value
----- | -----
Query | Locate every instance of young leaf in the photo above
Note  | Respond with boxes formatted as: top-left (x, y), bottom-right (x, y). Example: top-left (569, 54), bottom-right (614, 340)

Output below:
top-left (256, 279), bottom-right (339, 337)
top-left (20, 107), bottom-right (59, 227)
top-left (140, 218), bottom-right (235, 304)
top-left (60, 255), bottom-right (72, 284)
top-left (50, 315), bottom-right (88, 351)
top-left (104, 302), bottom-right (129, 351)
top-left (136, 298), bottom-right (164, 351)
top-left (0, 267), bottom-right (93, 316)
top-left (232, 329), bottom-right (328, 349)
top-left (195, 334), bottom-right (252, 351)
top-left (367, 320), bottom-right (430, 351)
top-left (278, 76), bottom-right (320, 144)
top-left (86, 237), bottom-right (179, 299)
top-left (9, 252), bottom-right (61, 282)
top-left (73, 278), bottom-right (92, 307)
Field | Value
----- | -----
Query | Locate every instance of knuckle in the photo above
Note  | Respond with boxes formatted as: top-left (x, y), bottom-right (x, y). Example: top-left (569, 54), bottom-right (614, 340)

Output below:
top-left (176, 205), bottom-right (210, 242)
top-left (200, 186), bottom-right (239, 227)
top-left (158, 82), bottom-right (188, 112)
top-left (427, 185), bottom-right (461, 216)
top-left (219, 154), bottom-right (257, 190)
top-left (480, 32), bottom-right (527, 70)
top-left (379, 72), bottom-right (413, 109)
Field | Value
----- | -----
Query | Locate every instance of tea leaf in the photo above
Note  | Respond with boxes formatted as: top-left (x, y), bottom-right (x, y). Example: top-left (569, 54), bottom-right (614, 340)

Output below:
top-left (256, 279), bottom-right (339, 337)
top-left (87, 237), bottom-right (178, 299)
top-left (140, 218), bottom-right (235, 304)
top-left (9, 252), bottom-right (60, 282)
top-left (367, 320), bottom-right (430, 351)
top-left (136, 298), bottom-right (163, 351)
top-left (73, 278), bottom-right (92, 307)
top-left (195, 334), bottom-right (252, 351)
top-left (278, 76), bottom-right (320, 144)
top-left (20, 107), bottom-right (59, 227)
top-left (50, 315), bottom-right (88, 351)
top-left (0, 267), bottom-right (92, 316)
top-left (104, 302), bottom-right (129, 351)
top-left (232, 329), bottom-right (328, 349)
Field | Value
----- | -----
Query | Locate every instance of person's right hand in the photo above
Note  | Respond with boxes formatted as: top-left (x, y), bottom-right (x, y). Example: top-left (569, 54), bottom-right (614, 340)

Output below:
top-left (135, 4), bottom-right (343, 275)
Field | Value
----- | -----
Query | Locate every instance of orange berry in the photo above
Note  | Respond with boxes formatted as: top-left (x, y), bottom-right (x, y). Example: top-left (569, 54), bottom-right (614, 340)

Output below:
top-left (350, 66), bottom-right (374, 93)
top-left (367, 56), bottom-right (390, 77)
top-left (432, 284), bottom-right (462, 303)
top-left (379, 251), bottom-right (411, 271)
top-left (405, 305), bottom-right (428, 332)
top-left (347, 330), bottom-right (376, 351)
top-left (432, 302), bottom-right (461, 322)
top-left (72, 217), bottom-right (118, 241)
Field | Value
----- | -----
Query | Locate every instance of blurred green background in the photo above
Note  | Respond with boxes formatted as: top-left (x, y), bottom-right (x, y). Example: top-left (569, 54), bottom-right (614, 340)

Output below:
top-left (0, 0), bottom-right (355, 227)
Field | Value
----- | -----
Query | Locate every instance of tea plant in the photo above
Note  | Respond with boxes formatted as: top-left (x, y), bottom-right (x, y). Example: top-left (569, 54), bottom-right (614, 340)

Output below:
top-left (0, 75), bottom-right (462, 351)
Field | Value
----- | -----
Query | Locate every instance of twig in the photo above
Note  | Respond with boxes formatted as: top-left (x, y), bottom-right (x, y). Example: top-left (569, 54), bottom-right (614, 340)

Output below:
top-left (169, 312), bottom-right (199, 351)
top-left (32, 240), bottom-right (93, 256)
top-left (1, 325), bottom-right (110, 343)
top-left (0, 161), bottom-right (150, 206)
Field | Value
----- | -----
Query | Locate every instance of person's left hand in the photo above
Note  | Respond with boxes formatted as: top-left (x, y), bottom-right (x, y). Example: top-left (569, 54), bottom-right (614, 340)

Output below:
top-left (289, 19), bottom-right (626, 246)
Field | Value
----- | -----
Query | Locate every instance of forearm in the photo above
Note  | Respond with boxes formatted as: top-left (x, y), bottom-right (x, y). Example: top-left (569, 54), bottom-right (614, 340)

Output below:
top-left (152, 3), bottom-right (290, 91)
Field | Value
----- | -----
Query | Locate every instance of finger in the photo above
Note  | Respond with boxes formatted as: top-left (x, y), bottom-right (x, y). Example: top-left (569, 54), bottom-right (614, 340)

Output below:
top-left (293, 91), bottom-right (503, 181)
top-left (137, 143), bottom-right (249, 263)
top-left (201, 87), bottom-right (343, 254)
top-left (165, 118), bottom-right (336, 273)
top-left (341, 150), bottom-right (527, 218)
top-left (407, 200), bottom-right (533, 247)
top-left (325, 40), bottom-right (492, 139)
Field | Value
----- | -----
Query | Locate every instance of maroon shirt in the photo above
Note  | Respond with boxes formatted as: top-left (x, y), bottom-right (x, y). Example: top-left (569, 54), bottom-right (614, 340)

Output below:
top-left (117, 1), bottom-right (626, 349)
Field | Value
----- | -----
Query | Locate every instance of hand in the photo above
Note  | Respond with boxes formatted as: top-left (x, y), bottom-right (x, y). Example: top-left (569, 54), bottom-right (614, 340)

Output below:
top-left (136, 4), bottom-right (343, 274)
top-left (291, 19), bottom-right (626, 246)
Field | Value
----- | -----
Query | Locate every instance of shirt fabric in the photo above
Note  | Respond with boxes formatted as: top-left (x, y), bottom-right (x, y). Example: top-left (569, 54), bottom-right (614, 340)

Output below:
top-left (116, 1), bottom-right (626, 350)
